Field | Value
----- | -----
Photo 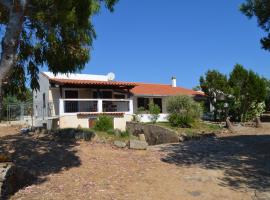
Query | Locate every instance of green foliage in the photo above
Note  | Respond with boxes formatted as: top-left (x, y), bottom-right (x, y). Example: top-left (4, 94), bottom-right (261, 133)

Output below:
top-left (148, 101), bottom-right (160, 123)
top-left (166, 96), bottom-right (202, 128)
top-left (240, 0), bottom-right (270, 51)
top-left (168, 113), bottom-right (193, 128)
top-left (0, 0), bottom-right (118, 90)
top-left (94, 115), bottom-right (113, 132)
top-left (200, 70), bottom-right (230, 94)
top-left (200, 64), bottom-right (267, 122)
top-left (263, 78), bottom-right (270, 111)
top-left (228, 64), bottom-right (266, 121)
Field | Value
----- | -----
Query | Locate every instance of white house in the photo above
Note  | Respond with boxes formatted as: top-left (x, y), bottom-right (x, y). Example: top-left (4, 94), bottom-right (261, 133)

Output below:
top-left (33, 72), bottom-right (204, 130)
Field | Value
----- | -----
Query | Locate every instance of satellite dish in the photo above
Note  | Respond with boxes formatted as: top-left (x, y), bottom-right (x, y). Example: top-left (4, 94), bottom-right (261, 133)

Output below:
top-left (107, 72), bottom-right (115, 81)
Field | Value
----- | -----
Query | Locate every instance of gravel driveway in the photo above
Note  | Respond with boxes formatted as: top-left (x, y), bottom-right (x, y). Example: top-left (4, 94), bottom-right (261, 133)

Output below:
top-left (1, 125), bottom-right (270, 200)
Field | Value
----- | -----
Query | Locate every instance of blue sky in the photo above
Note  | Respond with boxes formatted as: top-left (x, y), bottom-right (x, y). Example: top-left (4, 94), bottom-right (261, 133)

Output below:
top-left (83, 0), bottom-right (270, 89)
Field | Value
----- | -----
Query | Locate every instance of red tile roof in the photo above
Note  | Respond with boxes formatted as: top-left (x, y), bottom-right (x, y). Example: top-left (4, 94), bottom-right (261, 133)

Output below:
top-left (49, 78), bottom-right (137, 87)
top-left (131, 83), bottom-right (204, 96)
top-left (43, 72), bottom-right (203, 96)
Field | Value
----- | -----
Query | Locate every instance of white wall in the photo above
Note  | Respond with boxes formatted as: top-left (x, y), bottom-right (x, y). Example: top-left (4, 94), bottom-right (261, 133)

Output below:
top-left (136, 114), bottom-right (169, 123)
top-left (33, 73), bottom-right (50, 127)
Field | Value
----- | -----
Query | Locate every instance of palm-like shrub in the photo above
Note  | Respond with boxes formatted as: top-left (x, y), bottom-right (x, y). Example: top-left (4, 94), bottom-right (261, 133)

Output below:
top-left (166, 96), bottom-right (202, 127)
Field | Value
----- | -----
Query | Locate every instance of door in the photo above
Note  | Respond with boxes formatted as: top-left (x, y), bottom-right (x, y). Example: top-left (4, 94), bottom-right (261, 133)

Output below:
top-left (65, 90), bottom-right (79, 113)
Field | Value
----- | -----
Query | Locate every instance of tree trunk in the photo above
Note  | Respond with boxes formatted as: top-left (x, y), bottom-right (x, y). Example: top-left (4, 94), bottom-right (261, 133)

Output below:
top-left (255, 117), bottom-right (263, 128)
top-left (226, 117), bottom-right (236, 134)
top-left (0, 2), bottom-right (24, 120)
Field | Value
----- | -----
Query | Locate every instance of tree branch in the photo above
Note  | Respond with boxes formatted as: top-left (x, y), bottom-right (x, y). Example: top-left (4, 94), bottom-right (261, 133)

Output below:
top-left (0, 0), bottom-right (12, 9)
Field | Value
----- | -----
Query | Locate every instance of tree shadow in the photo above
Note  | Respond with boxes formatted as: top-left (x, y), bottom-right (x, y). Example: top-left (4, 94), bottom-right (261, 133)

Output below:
top-left (159, 135), bottom-right (270, 191)
top-left (0, 132), bottom-right (81, 197)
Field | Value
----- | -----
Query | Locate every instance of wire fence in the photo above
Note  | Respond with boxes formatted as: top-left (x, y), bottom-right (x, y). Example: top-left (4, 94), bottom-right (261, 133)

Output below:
top-left (5, 99), bottom-right (33, 124)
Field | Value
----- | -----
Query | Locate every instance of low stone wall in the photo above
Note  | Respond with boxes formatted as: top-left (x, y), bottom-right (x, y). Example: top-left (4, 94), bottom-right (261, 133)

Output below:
top-left (126, 122), bottom-right (179, 145)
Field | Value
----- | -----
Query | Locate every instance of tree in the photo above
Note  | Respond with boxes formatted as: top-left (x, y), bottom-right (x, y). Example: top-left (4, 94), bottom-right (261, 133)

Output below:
top-left (240, 0), bottom-right (270, 51)
top-left (263, 78), bottom-right (270, 111)
top-left (229, 64), bottom-right (266, 121)
top-left (200, 70), bottom-right (231, 120)
top-left (0, 0), bottom-right (118, 119)
top-left (199, 64), bottom-right (267, 122)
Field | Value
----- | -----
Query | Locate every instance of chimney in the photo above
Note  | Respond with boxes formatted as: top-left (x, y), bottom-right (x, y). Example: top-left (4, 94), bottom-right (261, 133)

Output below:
top-left (171, 76), bottom-right (177, 87)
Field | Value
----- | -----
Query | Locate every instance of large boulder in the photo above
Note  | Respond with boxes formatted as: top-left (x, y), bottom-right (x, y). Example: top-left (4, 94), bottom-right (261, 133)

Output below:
top-left (129, 140), bottom-right (148, 150)
top-left (127, 122), bottom-right (179, 145)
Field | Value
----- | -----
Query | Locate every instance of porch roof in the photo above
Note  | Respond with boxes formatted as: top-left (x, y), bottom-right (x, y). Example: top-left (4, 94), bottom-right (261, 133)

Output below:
top-left (49, 78), bottom-right (137, 88)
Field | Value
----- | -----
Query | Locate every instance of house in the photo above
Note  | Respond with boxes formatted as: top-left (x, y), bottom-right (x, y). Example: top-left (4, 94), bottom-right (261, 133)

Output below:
top-left (33, 72), bottom-right (204, 130)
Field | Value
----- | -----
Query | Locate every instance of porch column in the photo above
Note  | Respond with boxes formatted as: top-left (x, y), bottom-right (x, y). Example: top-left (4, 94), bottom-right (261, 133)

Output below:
top-left (128, 99), bottom-right (133, 114)
top-left (97, 99), bottom-right (103, 113)
top-left (59, 99), bottom-right (64, 116)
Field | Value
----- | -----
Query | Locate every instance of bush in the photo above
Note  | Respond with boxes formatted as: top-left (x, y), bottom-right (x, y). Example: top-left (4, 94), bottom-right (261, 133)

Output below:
top-left (94, 115), bottom-right (113, 131)
top-left (148, 101), bottom-right (161, 123)
top-left (168, 113), bottom-right (193, 128)
top-left (166, 96), bottom-right (202, 127)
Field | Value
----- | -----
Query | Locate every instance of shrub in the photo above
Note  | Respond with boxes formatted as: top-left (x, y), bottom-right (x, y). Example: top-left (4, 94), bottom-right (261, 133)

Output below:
top-left (168, 113), bottom-right (193, 128)
top-left (148, 101), bottom-right (161, 123)
top-left (94, 115), bottom-right (113, 131)
top-left (166, 95), bottom-right (202, 127)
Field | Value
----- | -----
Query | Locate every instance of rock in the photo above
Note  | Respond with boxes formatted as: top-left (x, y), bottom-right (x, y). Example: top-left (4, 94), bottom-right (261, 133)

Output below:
top-left (138, 134), bottom-right (146, 141)
top-left (179, 136), bottom-right (185, 142)
top-left (129, 140), bottom-right (148, 150)
top-left (0, 162), bottom-right (16, 199)
top-left (127, 122), bottom-right (179, 145)
top-left (114, 141), bottom-right (127, 148)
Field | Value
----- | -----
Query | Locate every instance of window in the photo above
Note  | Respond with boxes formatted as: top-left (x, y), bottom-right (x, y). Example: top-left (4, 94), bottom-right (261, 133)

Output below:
top-left (153, 98), bottom-right (162, 112)
top-left (137, 97), bottom-right (149, 110)
top-left (64, 90), bottom-right (79, 113)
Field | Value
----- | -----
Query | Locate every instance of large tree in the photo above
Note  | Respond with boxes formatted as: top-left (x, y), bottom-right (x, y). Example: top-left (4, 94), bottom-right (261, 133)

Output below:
top-left (0, 0), bottom-right (118, 118)
top-left (200, 65), bottom-right (267, 122)
top-left (229, 64), bottom-right (266, 121)
top-left (240, 0), bottom-right (270, 51)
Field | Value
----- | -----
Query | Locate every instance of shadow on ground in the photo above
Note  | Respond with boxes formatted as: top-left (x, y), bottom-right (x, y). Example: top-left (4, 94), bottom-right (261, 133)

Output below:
top-left (0, 132), bottom-right (81, 195)
top-left (159, 134), bottom-right (270, 191)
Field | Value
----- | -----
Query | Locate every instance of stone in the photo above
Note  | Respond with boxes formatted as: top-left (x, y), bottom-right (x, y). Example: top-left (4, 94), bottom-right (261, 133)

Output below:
top-left (114, 141), bottom-right (127, 148)
top-left (127, 122), bottom-right (179, 145)
top-left (0, 162), bottom-right (16, 199)
top-left (129, 139), bottom-right (148, 150)
top-left (138, 134), bottom-right (146, 141)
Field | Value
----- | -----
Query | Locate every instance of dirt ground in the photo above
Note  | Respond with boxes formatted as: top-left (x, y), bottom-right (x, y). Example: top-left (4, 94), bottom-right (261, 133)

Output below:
top-left (1, 124), bottom-right (270, 200)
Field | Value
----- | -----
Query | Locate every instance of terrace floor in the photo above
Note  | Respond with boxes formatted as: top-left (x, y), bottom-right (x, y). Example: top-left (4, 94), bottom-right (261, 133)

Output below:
top-left (1, 124), bottom-right (270, 200)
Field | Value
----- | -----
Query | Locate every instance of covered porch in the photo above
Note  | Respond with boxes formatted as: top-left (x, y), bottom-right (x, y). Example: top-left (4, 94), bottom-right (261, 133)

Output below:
top-left (47, 78), bottom-right (137, 117)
